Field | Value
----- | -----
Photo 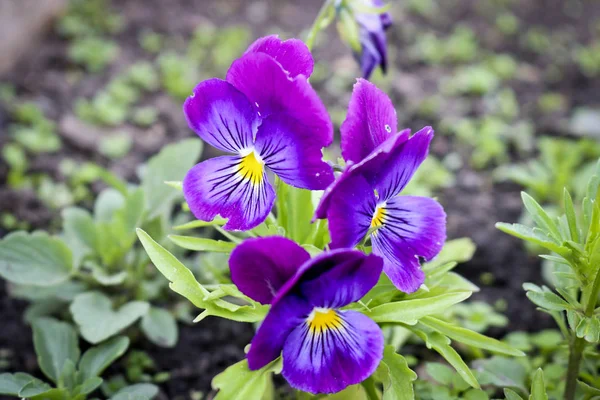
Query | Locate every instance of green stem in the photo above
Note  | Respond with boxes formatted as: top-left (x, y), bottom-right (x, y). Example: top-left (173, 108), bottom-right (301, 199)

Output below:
top-left (306, 0), bottom-right (335, 50)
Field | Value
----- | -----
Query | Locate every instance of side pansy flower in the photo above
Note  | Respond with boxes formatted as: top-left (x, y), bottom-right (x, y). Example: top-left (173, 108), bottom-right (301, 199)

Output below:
top-left (183, 36), bottom-right (334, 231)
top-left (230, 236), bottom-right (384, 394)
top-left (353, 0), bottom-right (392, 79)
top-left (315, 79), bottom-right (446, 293)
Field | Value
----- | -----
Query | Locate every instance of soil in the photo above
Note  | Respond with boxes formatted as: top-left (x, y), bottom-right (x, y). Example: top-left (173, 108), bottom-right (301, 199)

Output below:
top-left (1, 0), bottom-right (598, 398)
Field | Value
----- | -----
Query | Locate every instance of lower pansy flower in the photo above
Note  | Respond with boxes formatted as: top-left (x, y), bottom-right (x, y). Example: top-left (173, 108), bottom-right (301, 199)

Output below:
top-left (229, 236), bottom-right (384, 394)
top-left (315, 79), bottom-right (446, 293)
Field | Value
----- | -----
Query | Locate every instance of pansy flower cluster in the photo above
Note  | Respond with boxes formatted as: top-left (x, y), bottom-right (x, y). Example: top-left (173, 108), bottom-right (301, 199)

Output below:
top-left (180, 35), bottom-right (446, 394)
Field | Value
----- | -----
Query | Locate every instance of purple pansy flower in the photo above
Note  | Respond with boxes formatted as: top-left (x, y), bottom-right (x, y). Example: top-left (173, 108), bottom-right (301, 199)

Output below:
top-left (183, 36), bottom-right (335, 231)
top-left (354, 0), bottom-right (392, 79)
top-left (315, 79), bottom-right (446, 293)
top-left (230, 236), bottom-right (384, 394)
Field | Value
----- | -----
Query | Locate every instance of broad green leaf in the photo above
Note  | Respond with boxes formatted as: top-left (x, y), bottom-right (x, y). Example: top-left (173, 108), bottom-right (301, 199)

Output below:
top-left (576, 315), bottom-right (600, 342)
top-left (32, 318), bottom-right (80, 384)
top-left (142, 139), bottom-right (202, 219)
top-left (73, 377), bottom-right (103, 396)
top-left (504, 388), bottom-right (524, 400)
top-left (0, 373), bottom-right (51, 396)
top-left (110, 383), bottom-right (159, 400)
top-left (366, 291), bottom-right (472, 324)
top-left (529, 369), bottom-right (548, 400)
top-left (212, 358), bottom-right (282, 400)
top-left (326, 384), bottom-right (369, 399)
top-left (275, 181), bottom-right (314, 244)
top-left (0, 231), bottom-right (73, 286)
top-left (168, 235), bottom-right (236, 253)
top-left (426, 362), bottom-right (455, 385)
top-left (473, 357), bottom-right (527, 391)
top-left (94, 189), bottom-right (125, 222)
top-left (58, 359), bottom-right (76, 392)
top-left (62, 207), bottom-right (97, 252)
top-left (27, 387), bottom-right (70, 399)
top-left (374, 346), bottom-right (417, 400)
top-left (415, 330), bottom-right (479, 389)
top-left (70, 292), bottom-right (149, 344)
top-left (420, 317), bottom-right (524, 356)
top-left (141, 307), bottom-right (178, 348)
top-left (578, 379), bottom-right (600, 396)
top-left (79, 336), bottom-right (130, 380)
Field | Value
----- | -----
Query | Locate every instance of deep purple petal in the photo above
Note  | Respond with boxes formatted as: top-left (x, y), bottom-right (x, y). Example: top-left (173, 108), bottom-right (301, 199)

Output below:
top-left (371, 195), bottom-right (446, 293)
top-left (230, 237), bottom-right (310, 304)
top-left (247, 295), bottom-right (311, 370)
top-left (299, 253), bottom-right (383, 308)
top-left (226, 53), bottom-right (333, 146)
top-left (183, 156), bottom-right (275, 231)
top-left (244, 35), bottom-right (314, 78)
top-left (183, 79), bottom-right (258, 153)
top-left (314, 129), bottom-right (409, 221)
top-left (341, 79), bottom-right (397, 164)
top-left (282, 310), bottom-right (384, 394)
top-left (325, 174), bottom-right (376, 249)
top-left (255, 115), bottom-right (334, 190)
top-left (362, 126), bottom-right (434, 201)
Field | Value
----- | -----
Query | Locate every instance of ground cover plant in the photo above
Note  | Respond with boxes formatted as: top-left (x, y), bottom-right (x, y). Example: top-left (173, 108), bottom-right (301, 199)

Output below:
top-left (0, 0), bottom-right (599, 399)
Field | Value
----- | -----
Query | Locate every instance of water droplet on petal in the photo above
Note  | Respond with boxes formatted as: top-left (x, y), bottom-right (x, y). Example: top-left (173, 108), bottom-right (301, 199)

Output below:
top-left (255, 102), bottom-right (260, 108)
top-left (316, 173), bottom-right (320, 177)
top-left (190, 92), bottom-right (195, 98)
top-left (385, 124), bottom-right (391, 133)
top-left (257, 111), bottom-right (262, 117)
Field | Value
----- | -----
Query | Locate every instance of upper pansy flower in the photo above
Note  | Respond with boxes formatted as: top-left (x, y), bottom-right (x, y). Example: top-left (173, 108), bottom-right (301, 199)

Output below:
top-left (315, 79), bottom-right (446, 293)
top-left (354, 0), bottom-right (392, 79)
top-left (230, 236), bottom-right (384, 394)
top-left (183, 35), bottom-right (334, 231)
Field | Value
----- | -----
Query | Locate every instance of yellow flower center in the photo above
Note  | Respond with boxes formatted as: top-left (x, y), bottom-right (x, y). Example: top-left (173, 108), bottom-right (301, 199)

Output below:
top-left (238, 151), bottom-right (264, 185)
top-left (371, 205), bottom-right (386, 228)
top-left (307, 308), bottom-right (342, 334)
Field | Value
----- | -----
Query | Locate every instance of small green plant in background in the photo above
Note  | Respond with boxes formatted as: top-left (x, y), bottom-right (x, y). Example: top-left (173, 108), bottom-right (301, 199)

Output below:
top-left (0, 140), bottom-right (201, 349)
top-left (0, 318), bottom-right (157, 399)
top-left (497, 160), bottom-right (600, 399)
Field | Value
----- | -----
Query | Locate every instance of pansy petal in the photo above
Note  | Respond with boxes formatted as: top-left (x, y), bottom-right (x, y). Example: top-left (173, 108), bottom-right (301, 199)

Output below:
top-left (255, 115), bottom-right (334, 190)
top-left (324, 174), bottom-right (376, 249)
top-left (363, 126), bottom-right (434, 201)
top-left (244, 35), bottom-right (314, 78)
top-left (299, 252), bottom-right (383, 309)
top-left (282, 310), bottom-right (383, 394)
top-left (341, 79), bottom-right (397, 164)
top-left (247, 295), bottom-right (311, 370)
top-left (371, 195), bottom-right (446, 293)
top-left (226, 53), bottom-right (332, 146)
top-left (183, 79), bottom-right (258, 153)
top-left (183, 155), bottom-right (275, 231)
top-left (230, 236), bottom-right (310, 304)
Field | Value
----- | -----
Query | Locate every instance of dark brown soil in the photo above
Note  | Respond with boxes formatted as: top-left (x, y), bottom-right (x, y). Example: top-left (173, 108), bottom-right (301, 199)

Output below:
top-left (1, 0), bottom-right (598, 398)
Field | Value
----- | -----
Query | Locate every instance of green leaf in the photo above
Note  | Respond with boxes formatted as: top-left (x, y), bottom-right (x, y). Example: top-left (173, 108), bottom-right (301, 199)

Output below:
top-left (173, 217), bottom-right (227, 231)
top-left (73, 377), bottom-right (103, 396)
top-left (275, 181), bottom-right (314, 244)
top-left (563, 189), bottom-right (580, 243)
top-left (366, 291), bottom-right (472, 324)
top-left (62, 207), bottom-right (97, 253)
top-left (496, 223), bottom-right (568, 256)
top-left (79, 336), bottom-right (130, 380)
top-left (576, 315), bottom-right (600, 342)
top-left (524, 284), bottom-right (574, 311)
top-left (529, 369), bottom-right (548, 400)
top-left (70, 292), bottom-right (149, 344)
top-left (0, 373), bottom-right (51, 396)
top-left (337, 7), bottom-right (361, 53)
top-left (521, 192), bottom-right (561, 241)
top-left (168, 235), bottom-right (236, 253)
top-left (420, 317), bottom-right (525, 356)
top-left (425, 362), bottom-right (455, 385)
top-left (142, 139), bottom-right (202, 219)
top-left (374, 346), bottom-right (417, 400)
top-left (473, 357), bottom-right (527, 391)
top-left (423, 238), bottom-right (476, 272)
top-left (110, 383), bottom-right (159, 400)
top-left (504, 388), bottom-right (524, 400)
top-left (416, 330), bottom-right (479, 389)
top-left (91, 266), bottom-right (128, 286)
top-left (32, 318), bottom-right (80, 384)
top-left (141, 307), bottom-right (178, 348)
top-left (212, 358), bottom-right (282, 400)
top-left (0, 231), bottom-right (73, 286)
top-left (27, 387), bottom-right (70, 399)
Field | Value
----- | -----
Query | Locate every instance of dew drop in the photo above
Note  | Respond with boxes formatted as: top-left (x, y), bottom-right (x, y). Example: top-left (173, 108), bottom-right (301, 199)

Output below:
top-left (385, 124), bottom-right (391, 133)
top-left (255, 102), bottom-right (260, 108)
top-left (190, 92), bottom-right (195, 98)
top-left (257, 111), bottom-right (262, 117)
top-left (316, 173), bottom-right (320, 177)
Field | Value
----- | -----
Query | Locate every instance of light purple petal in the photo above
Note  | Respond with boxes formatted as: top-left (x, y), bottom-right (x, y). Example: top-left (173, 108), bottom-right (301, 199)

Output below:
top-left (183, 78), bottom-right (258, 153)
top-left (282, 310), bottom-right (383, 394)
top-left (183, 156), bottom-right (275, 231)
top-left (247, 295), bottom-right (311, 370)
top-left (324, 174), bottom-right (376, 249)
top-left (226, 53), bottom-right (333, 147)
top-left (341, 79), bottom-right (397, 164)
top-left (244, 35), bottom-right (314, 78)
top-left (371, 195), bottom-right (446, 293)
top-left (230, 236), bottom-right (310, 304)
top-left (255, 115), bottom-right (334, 190)
top-left (363, 126), bottom-right (434, 201)
top-left (299, 252), bottom-right (383, 308)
